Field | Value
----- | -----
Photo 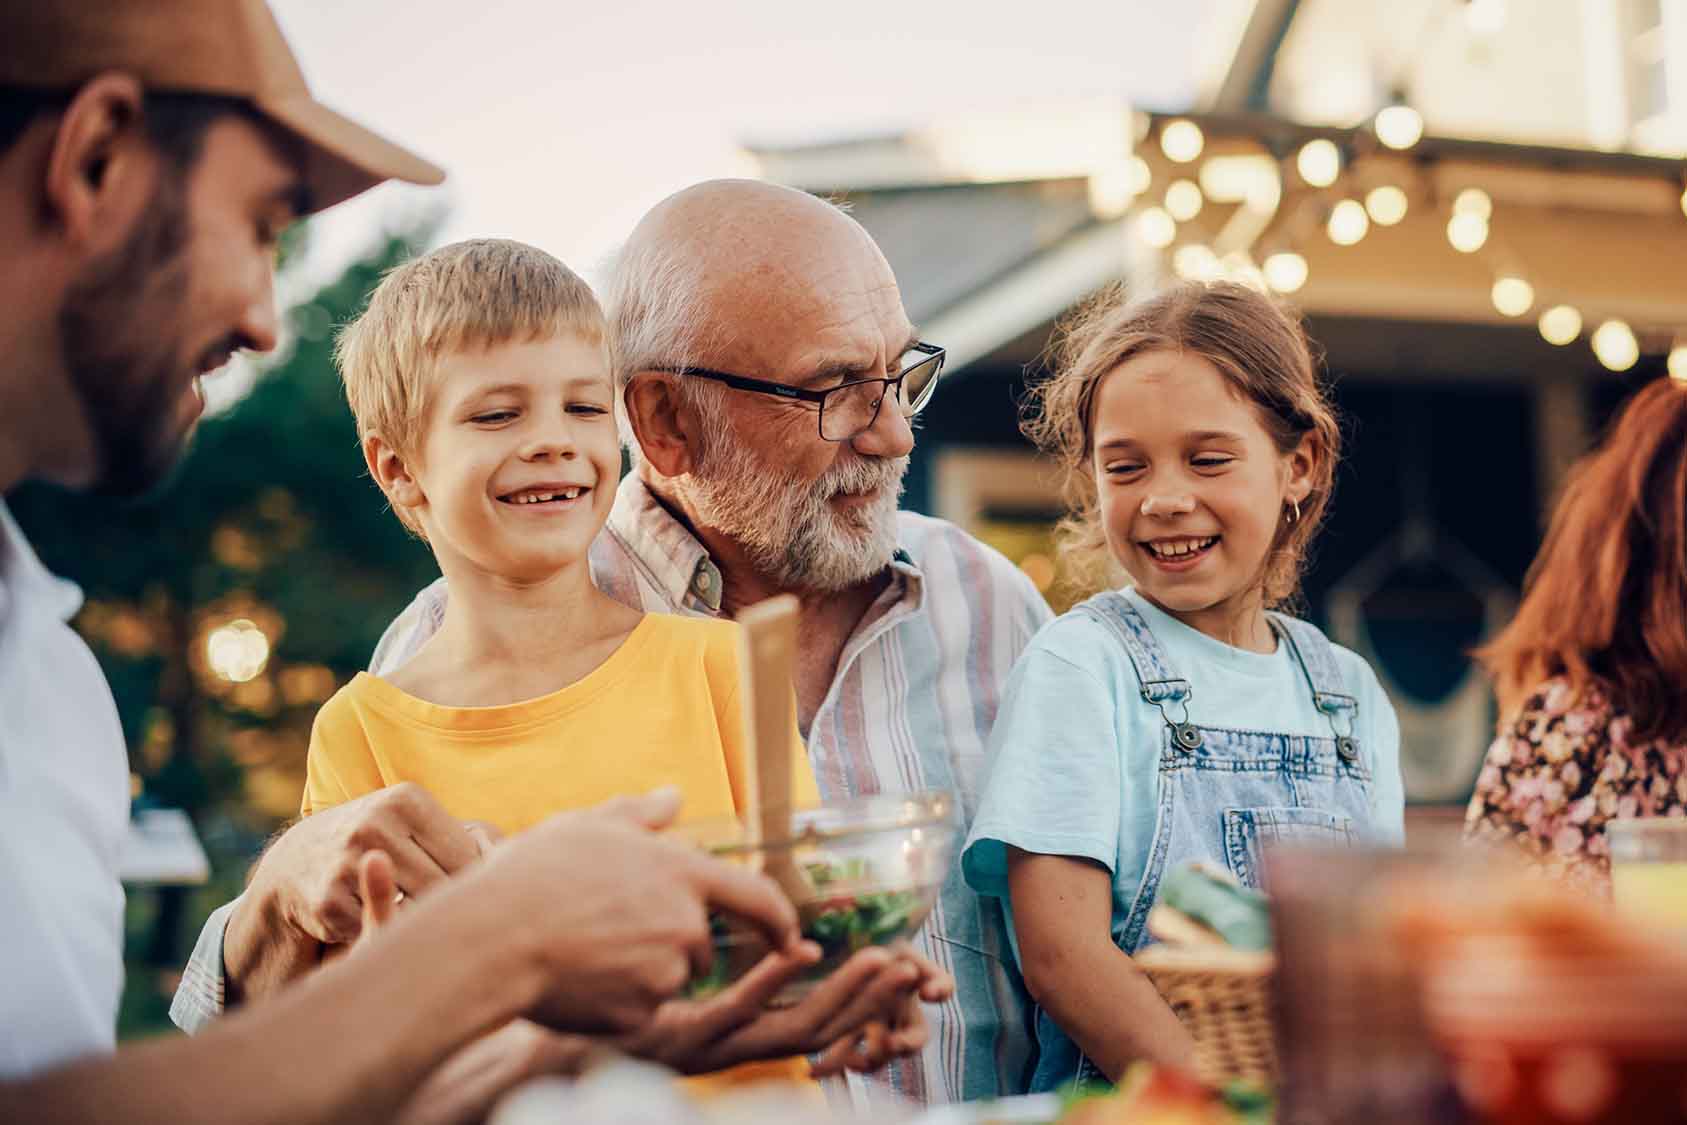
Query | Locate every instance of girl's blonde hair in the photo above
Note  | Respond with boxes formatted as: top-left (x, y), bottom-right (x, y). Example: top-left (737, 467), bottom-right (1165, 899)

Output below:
top-left (1022, 280), bottom-right (1342, 608)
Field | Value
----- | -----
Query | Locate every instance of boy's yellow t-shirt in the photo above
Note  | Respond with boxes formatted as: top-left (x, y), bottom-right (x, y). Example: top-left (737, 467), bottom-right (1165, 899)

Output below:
top-left (302, 612), bottom-right (820, 1092)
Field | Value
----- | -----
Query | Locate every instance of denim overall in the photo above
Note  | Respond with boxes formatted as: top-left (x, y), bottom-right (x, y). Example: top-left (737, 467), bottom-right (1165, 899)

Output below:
top-left (1034, 591), bottom-right (1376, 1090)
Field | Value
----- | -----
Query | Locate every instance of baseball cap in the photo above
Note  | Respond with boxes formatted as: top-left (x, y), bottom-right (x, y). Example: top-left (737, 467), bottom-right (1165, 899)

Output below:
top-left (0, 0), bottom-right (445, 212)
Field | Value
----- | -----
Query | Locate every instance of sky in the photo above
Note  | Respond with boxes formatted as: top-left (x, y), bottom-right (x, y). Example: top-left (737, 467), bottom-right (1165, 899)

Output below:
top-left (270, 0), bottom-right (1219, 281)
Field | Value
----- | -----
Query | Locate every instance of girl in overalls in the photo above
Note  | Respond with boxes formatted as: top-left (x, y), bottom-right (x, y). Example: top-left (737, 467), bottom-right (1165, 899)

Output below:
top-left (962, 281), bottom-right (1404, 1090)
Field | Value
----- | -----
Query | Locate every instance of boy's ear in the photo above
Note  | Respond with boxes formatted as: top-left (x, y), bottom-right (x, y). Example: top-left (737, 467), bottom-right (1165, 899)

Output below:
top-left (1284, 431), bottom-right (1318, 506)
top-left (624, 373), bottom-right (700, 478)
top-left (43, 73), bottom-right (153, 250)
top-left (364, 433), bottom-right (426, 512)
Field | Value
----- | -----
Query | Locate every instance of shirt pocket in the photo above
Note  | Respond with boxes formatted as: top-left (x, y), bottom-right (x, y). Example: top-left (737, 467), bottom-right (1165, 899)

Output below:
top-left (1222, 806), bottom-right (1358, 889)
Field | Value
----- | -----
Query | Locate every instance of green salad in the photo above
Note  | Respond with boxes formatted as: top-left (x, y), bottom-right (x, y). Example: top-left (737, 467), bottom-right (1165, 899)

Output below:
top-left (686, 856), bottom-right (926, 1000)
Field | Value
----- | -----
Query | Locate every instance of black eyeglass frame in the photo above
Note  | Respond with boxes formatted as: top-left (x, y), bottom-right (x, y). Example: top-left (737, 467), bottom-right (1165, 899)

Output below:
top-left (655, 341), bottom-right (945, 442)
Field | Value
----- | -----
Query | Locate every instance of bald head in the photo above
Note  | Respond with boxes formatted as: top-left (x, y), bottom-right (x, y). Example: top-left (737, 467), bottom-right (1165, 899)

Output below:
top-left (607, 179), bottom-right (908, 385)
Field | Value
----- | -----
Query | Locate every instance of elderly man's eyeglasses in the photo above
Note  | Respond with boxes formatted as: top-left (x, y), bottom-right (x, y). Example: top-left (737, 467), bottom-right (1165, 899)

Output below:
top-left (662, 342), bottom-right (945, 443)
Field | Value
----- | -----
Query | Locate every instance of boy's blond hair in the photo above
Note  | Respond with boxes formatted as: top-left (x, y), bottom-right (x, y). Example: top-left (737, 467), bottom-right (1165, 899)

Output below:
top-left (336, 238), bottom-right (608, 532)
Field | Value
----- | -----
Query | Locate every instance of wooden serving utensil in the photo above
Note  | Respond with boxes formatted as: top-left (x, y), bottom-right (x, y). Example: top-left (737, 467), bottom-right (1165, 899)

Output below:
top-left (736, 593), bottom-right (807, 901)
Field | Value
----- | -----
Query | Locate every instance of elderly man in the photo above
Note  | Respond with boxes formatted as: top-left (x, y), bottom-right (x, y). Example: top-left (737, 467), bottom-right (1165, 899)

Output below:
top-left (192, 179), bottom-right (1055, 1104)
top-left (1, 5), bottom-right (918, 1121)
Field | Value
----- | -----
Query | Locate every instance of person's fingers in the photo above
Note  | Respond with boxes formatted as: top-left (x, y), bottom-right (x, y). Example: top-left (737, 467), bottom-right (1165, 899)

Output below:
top-left (715, 945), bottom-right (819, 1016)
top-left (358, 850), bottom-right (398, 935)
top-left (382, 833), bottom-right (454, 900)
top-left (886, 995), bottom-right (930, 1056)
top-left (461, 820), bottom-right (502, 856)
top-left (851, 1021), bottom-right (893, 1072)
top-left (685, 854), bottom-right (800, 953)
top-left (808, 953), bottom-right (919, 1046)
top-left (808, 1032), bottom-right (858, 1078)
top-left (384, 784), bottom-right (482, 875)
top-left (768, 946), bottom-right (895, 1043)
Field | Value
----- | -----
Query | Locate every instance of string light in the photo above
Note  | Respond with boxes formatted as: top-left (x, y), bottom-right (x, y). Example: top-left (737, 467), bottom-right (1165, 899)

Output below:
top-left (1137, 206), bottom-right (1177, 248)
top-left (1297, 139), bottom-right (1342, 187)
top-left (1592, 320), bottom-right (1640, 372)
top-left (1679, 184), bottom-right (1687, 219)
top-left (1263, 251), bottom-right (1309, 294)
top-left (1173, 243), bottom-right (1221, 281)
top-left (1327, 199), bottom-right (1369, 245)
top-left (1491, 276), bottom-right (1534, 317)
top-left (1129, 156), bottom-right (1153, 195)
top-left (1088, 164), bottom-right (1138, 219)
top-left (206, 619), bottom-right (270, 683)
top-left (1375, 105), bottom-right (1425, 150)
top-left (1365, 185), bottom-right (1409, 226)
top-left (1448, 211), bottom-right (1489, 252)
top-left (1538, 305), bottom-right (1582, 346)
top-left (1160, 120), bottom-right (1205, 163)
top-left (1165, 179), bottom-right (1204, 222)
top-left (1670, 345), bottom-right (1687, 384)
top-left (1454, 188), bottom-right (1493, 221)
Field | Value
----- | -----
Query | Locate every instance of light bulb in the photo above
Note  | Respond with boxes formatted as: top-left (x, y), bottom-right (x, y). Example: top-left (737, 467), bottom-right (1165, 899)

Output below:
top-left (1491, 276), bottom-right (1534, 317)
top-left (1592, 320), bottom-right (1639, 372)
top-left (1165, 179), bottom-right (1204, 222)
top-left (1454, 188), bottom-right (1493, 220)
top-left (1130, 156), bottom-right (1153, 195)
top-left (1297, 138), bottom-right (1341, 187)
top-left (1160, 120), bottom-right (1204, 163)
top-left (1263, 251), bottom-right (1309, 294)
top-left (1365, 185), bottom-right (1409, 226)
top-left (1327, 199), bottom-right (1369, 246)
top-left (1670, 346), bottom-right (1687, 384)
top-left (1447, 212), bottom-right (1489, 253)
top-left (1137, 206), bottom-right (1177, 249)
top-left (1538, 305), bottom-right (1582, 346)
top-left (1375, 105), bottom-right (1424, 150)
top-left (1172, 243), bottom-right (1220, 281)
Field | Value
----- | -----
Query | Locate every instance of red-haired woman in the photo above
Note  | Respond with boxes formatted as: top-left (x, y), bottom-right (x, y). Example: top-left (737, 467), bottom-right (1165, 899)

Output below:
top-left (1466, 377), bottom-right (1687, 890)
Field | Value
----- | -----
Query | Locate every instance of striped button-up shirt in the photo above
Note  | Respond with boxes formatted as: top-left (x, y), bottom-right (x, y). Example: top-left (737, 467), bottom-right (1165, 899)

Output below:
top-left (175, 474), bottom-right (1052, 1104)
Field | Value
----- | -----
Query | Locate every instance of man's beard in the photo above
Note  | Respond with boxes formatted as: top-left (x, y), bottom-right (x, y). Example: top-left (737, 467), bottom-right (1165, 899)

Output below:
top-left (684, 423), bottom-right (907, 593)
top-left (57, 170), bottom-right (200, 499)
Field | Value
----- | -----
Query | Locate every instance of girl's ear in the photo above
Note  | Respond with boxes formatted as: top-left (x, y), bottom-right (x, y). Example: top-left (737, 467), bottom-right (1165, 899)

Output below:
top-left (1284, 431), bottom-right (1318, 506)
top-left (365, 433), bottom-right (427, 513)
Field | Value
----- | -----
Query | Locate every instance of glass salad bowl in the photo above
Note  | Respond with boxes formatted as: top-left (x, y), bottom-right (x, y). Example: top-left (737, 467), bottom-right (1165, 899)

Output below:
top-left (678, 790), bottom-right (957, 1004)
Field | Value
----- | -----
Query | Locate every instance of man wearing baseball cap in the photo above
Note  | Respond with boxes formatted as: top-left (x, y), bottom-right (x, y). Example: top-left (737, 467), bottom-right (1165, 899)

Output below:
top-left (0, 3), bottom-right (930, 1119)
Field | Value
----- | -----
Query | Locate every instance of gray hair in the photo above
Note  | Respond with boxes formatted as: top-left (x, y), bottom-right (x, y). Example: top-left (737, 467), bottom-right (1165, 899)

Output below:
top-left (602, 236), bottom-right (728, 460)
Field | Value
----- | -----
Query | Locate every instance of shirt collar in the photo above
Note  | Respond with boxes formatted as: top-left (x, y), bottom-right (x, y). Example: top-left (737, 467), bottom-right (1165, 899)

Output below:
top-left (602, 474), bottom-right (924, 616)
top-left (604, 475), bottom-right (723, 613)
top-left (0, 498), bottom-right (85, 627)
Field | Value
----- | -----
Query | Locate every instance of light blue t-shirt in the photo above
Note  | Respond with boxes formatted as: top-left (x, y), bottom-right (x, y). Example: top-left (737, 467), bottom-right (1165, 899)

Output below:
top-left (962, 586), bottom-right (1404, 959)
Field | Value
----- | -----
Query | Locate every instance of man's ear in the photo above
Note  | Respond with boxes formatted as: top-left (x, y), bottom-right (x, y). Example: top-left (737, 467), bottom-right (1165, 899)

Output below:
top-left (42, 73), bottom-right (154, 249)
top-left (365, 433), bottom-right (426, 514)
top-left (624, 373), bottom-right (700, 478)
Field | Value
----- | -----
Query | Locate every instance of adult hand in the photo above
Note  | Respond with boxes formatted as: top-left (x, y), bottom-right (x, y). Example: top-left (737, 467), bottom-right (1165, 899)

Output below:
top-left (223, 783), bottom-right (483, 1005)
top-left (349, 852), bottom-right (589, 1125)
top-left (444, 788), bottom-right (802, 1036)
top-left (809, 945), bottom-right (953, 1077)
top-left (618, 942), bottom-right (954, 1076)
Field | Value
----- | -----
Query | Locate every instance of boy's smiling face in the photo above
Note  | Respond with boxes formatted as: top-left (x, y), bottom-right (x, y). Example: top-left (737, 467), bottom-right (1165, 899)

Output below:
top-left (386, 331), bottom-right (619, 585)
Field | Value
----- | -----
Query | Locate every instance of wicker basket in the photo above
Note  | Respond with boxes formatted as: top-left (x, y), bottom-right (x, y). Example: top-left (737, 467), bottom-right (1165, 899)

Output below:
top-left (1136, 942), bottom-right (1278, 1088)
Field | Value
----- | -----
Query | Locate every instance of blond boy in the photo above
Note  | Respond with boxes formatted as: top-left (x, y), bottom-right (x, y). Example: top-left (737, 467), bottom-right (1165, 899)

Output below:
top-left (315, 239), bottom-right (943, 1089)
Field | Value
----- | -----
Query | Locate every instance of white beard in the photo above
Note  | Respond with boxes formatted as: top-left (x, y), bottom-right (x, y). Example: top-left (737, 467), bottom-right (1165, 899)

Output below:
top-left (684, 426), bottom-right (906, 593)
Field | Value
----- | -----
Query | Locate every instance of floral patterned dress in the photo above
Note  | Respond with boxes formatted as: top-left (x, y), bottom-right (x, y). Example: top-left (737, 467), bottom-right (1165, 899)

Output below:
top-left (1464, 676), bottom-right (1687, 893)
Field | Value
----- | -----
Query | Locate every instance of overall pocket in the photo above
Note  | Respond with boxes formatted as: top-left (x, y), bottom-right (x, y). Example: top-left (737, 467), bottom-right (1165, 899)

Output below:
top-left (1222, 806), bottom-right (1357, 889)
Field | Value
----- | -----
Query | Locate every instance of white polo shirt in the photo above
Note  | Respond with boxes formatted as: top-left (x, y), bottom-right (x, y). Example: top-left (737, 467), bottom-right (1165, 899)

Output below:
top-left (0, 500), bottom-right (127, 1077)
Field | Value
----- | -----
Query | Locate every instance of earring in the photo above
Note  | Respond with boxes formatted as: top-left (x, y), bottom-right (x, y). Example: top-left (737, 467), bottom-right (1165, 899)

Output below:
top-left (1286, 499), bottom-right (1301, 524)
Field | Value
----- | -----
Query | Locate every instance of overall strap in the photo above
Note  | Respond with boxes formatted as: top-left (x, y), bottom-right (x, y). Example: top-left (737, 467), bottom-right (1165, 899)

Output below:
top-left (1268, 612), bottom-right (1361, 762)
top-left (1074, 591), bottom-right (1203, 752)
